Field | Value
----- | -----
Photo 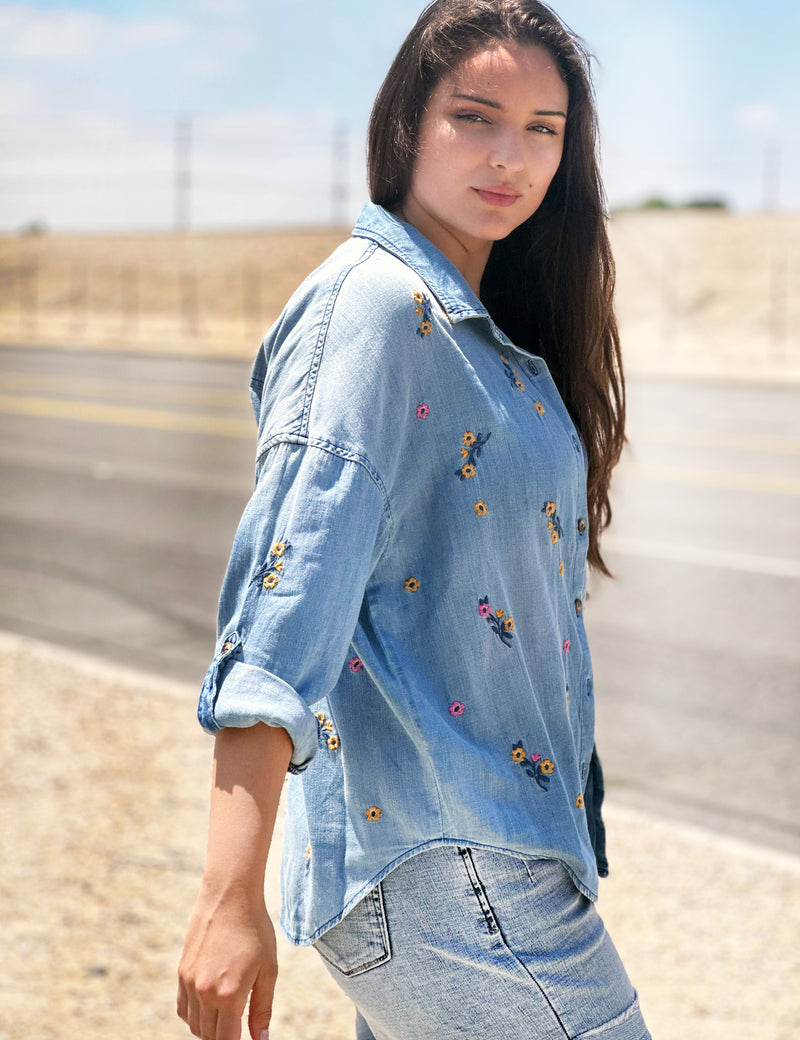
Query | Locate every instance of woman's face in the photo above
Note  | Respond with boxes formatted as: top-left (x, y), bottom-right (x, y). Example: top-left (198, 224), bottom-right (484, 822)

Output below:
top-left (402, 42), bottom-right (568, 282)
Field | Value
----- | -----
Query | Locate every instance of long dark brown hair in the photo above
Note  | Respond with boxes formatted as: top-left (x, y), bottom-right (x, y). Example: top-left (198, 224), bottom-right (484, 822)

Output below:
top-left (368, 0), bottom-right (624, 575)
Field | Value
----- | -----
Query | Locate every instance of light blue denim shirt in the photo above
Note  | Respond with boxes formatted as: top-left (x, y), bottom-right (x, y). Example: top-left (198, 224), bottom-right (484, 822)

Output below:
top-left (198, 202), bottom-right (606, 946)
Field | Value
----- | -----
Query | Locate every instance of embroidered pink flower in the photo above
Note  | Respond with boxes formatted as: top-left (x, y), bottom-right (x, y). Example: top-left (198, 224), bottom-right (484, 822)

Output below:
top-left (448, 701), bottom-right (465, 717)
top-left (478, 601), bottom-right (492, 618)
top-left (416, 403), bottom-right (430, 419)
top-left (563, 638), bottom-right (571, 653)
top-left (349, 657), bottom-right (363, 672)
top-left (531, 753), bottom-right (541, 763)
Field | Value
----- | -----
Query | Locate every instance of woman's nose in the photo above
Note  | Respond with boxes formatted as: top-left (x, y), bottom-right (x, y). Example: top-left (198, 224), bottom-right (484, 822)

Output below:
top-left (489, 130), bottom-right (525, 172)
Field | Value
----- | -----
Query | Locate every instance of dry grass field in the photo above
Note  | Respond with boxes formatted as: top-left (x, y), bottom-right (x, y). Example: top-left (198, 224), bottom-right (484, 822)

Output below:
top-left (1, 211), bottom-right (799, 381)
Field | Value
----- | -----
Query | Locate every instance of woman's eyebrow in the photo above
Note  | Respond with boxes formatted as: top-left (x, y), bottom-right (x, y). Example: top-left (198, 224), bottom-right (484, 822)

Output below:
top-left (451, 92), bottom-right (566, 117)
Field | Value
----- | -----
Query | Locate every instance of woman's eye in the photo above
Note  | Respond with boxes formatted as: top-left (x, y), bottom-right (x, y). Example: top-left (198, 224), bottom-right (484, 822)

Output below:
top-left (455, 112), bottom-right (489, 124)
top-left (529, 124), bottom-right (557, 135)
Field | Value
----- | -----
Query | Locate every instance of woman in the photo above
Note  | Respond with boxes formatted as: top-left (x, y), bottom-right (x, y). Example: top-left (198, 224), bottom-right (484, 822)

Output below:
top-left (178, 2), bottom-right (650, 1038)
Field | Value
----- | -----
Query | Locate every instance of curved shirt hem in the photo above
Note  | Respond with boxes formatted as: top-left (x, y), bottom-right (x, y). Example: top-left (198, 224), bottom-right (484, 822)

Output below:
top-left (279, 836), bottom-right (599, 947)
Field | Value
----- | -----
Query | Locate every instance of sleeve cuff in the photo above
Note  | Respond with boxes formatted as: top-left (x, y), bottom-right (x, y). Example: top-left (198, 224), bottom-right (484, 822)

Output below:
top-left (198, 657), bottom-right (319, 773)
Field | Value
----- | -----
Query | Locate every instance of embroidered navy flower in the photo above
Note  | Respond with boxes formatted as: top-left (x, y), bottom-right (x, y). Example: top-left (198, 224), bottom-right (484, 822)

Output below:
top-left (541, 501), bottom-right (563, 544)
top-left (260, 540), bottom-right (290, 590)
top-left (479, 596), bottom-right (514, 647)
top-left (456, 430), bottom-right (491, 480)
top-left (512, 743), bottom-right (555, 790)
top-left (413, 290), bottom-right (433, 337)
top-left (500, 354), bottom-right (525, 392)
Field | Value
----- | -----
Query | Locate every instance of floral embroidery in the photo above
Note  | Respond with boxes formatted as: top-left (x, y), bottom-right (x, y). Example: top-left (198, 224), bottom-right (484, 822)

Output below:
top-left (305, 843), bottom-right (312, 860)
top-left (325, 720), bottom-right (333, 731)
top-left (448, 701), bottom-right (465, 717)
top-left (513, 742), bottom-right (555, 790)
top-left (404, 576), bottom-right (421, 592)
top-left (456, 431), bottom-right (491, 480)
top-left (261, 539), bottom-right (290, 591)
top-left (315, 711), bottom-right (326, 725)
top-left (416, 403), bottom-right (430, 419)
top-left (349, 657), bottom-right (363, 672)
top-left (534, 401), bottom-right (546, 416)
top-left (479, 596), bottom-right (514, 646)
top-left (327, 734), bottom-right (340, 751)
top-left (501, 355), bottom-right (525, 393)
top-left (365, 806), bottom-right (382, 821)
top-left (474, 500), bottom-right (488, 516)
top-left (541, 502), bottom-right (563, 544)
top-left (566, 688), bottom-right (571, 708)
top-left (413, 290), bottom-right (433, 337)
top-left (563, 638), bottom-right (571, 653)
top-left (559, 561), bottom-right (565, 577)
top-left (575, 794), bottom-right (585, 810)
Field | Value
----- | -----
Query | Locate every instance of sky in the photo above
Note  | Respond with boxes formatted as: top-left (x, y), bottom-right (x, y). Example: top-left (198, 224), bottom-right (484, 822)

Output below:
top-left (1, 0), bottom-right (798, 231)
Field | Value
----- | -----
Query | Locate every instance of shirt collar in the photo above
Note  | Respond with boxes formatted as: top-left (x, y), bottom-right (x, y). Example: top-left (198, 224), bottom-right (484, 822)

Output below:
top-left (352, 201), bottom-right (515, 349)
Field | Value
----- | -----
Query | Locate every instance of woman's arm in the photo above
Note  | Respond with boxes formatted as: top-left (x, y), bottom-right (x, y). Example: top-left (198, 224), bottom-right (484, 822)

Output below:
top-left (177, 722), bottom-right (293, 1040)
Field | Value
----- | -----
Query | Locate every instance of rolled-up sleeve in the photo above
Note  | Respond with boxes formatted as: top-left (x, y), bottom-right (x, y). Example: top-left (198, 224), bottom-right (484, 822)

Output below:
top-left (198, 436), bottom-right (390, 773)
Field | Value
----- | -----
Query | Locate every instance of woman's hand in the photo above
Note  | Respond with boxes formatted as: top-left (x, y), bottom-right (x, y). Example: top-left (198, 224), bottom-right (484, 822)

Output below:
top-left (177, 722), bottom-right (293, 1040)
top-left (177, 882), bottom-right (277, 1040)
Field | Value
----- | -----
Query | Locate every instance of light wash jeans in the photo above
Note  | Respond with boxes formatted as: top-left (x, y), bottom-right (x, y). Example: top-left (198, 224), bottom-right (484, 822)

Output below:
top-left (314, 846), bottom-right (650, 1040)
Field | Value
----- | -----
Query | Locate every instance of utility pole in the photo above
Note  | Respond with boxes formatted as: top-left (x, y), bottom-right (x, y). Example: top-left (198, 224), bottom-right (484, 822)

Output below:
top-left (331, 119), bottom-right (349, 226)
top-left (763, 140), bottom-right (780, 213)
top-left (174, 115), bottom-right (191, 231)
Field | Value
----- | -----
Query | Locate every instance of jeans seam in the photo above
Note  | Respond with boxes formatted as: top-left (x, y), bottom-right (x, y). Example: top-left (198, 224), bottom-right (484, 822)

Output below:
top-left (458, 848), bottom-right (570, 1038)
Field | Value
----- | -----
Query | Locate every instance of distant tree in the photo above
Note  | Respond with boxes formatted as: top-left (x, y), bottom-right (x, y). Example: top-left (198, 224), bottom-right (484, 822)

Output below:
top-left (20, 220), bottom-right (48, 236)
top-left (639, 196), bottom-right (673, 210)
top-left (684, 197), bottom-right (728, 211)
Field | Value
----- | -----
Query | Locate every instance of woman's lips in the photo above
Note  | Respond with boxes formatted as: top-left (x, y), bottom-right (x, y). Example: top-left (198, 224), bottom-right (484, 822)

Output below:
top-left (474, 186), bottom-right (522, 207)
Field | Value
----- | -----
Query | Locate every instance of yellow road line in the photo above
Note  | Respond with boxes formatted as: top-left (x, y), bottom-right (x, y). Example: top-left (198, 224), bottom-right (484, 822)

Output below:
top-left (0, 372), bottom-right (251, 409)
top-left (619, 460), bottom-right (800, 496)
top-left (627, 425), bottom-right (800, 456)
top-left (0, 393), bottom-right (253, 438)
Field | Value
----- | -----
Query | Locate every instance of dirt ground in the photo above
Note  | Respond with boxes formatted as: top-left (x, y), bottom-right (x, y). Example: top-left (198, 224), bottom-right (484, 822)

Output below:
top-left (2, 630), bottom-right (800, 1040)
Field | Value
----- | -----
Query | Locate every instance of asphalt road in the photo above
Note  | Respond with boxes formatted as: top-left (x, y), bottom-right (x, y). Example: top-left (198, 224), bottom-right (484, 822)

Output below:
top-left (1, 344), bottom-right (798, 856)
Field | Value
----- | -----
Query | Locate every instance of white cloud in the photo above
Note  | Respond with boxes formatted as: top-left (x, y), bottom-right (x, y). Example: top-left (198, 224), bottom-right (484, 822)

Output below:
top-left (734, 103), bottom-right (779, 130)
top-left (0, 4), bottom-right (187, 61)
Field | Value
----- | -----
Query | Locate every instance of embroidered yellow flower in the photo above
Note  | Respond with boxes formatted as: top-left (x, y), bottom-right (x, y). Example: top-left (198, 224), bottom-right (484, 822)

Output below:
top-left (503, 617), bottom-right (515, 632)
top-left (413, 290), bottom-right (425, 304)
top-left (559, 561), bottom-right (565, 577)
top-left (500, 354), bottom-right (508, 364)
top-left (545, 502), bottom-right (556, 517)
top-left (474, 500), bottom-right (488, 516)
top-left (494, 608), bottom-right (505, 618)
top-left (315, 711), bottom-right (326, 724)
top-left (511, 746), bottom-right (526, 763)
top-left (325, 720), bottom-right (333, 731)
top-left (272, 541), bottom-right (286, 557)
top-left (404, 577), bottom-right (421, 592)
top-left (540, 759), bottom-right (555, 775)
top-left (575, 794), bottom-right (585, 810)
top-left (461, 463), bottom-right (476, 479)
top-left (547, 520), bottom-right (554, 531)
top-left (263, 573), bottom-right (279, 590)
top-left (462, 431), bottom-right (477, 447)
top-left (419, 320), bottom-right (432, 336)
top-left (305, 843), bottom-right (312, 860)
top-left (514, 378), bottom-right (525, 392)
top-left (460, 447), bottom-right (469, 458)
top-left (327, 735), bottom-right (340, 751)
top-left (365, 806), bottom-right (382, 821)
top-left (551, 530), bottom-right (560, 544)
top-left (274, 560), bottom-right (283, 572)
top-left (534, 401), bottom-right (546, 415)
